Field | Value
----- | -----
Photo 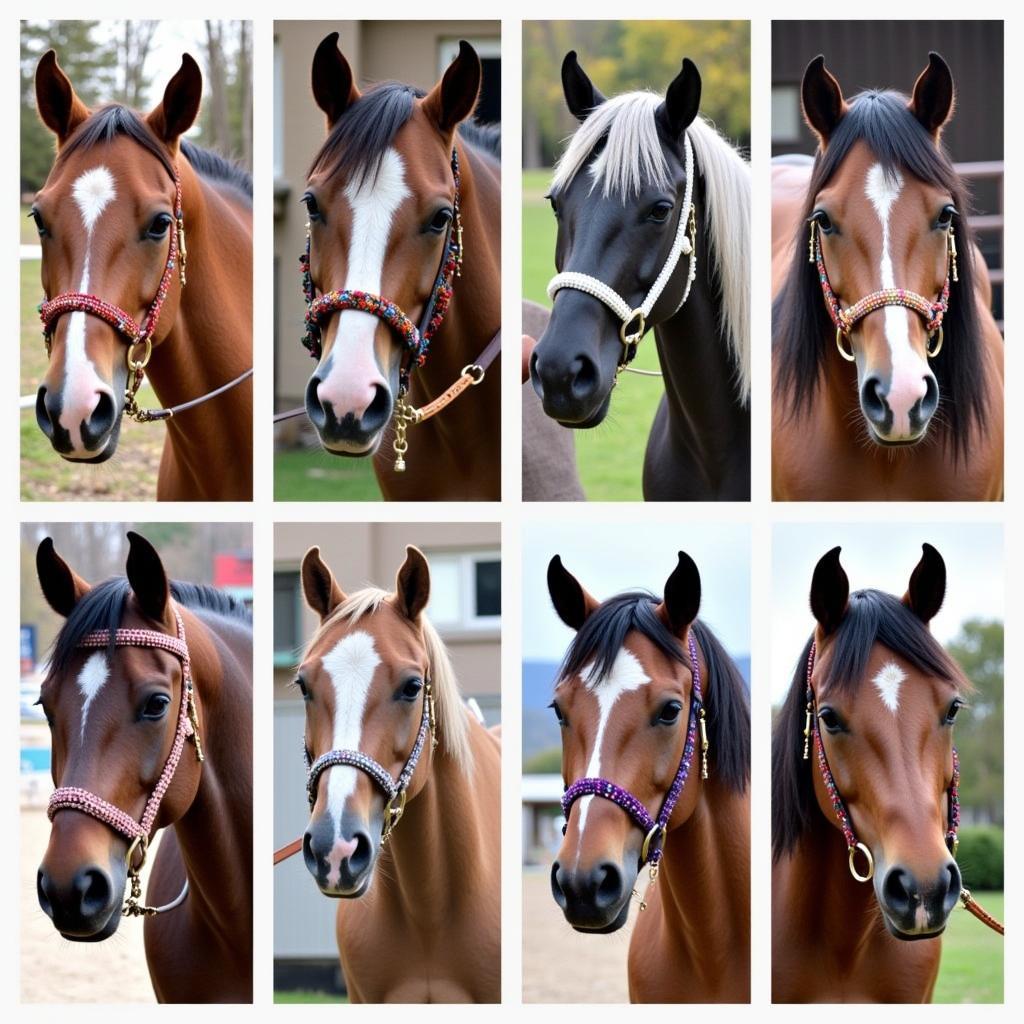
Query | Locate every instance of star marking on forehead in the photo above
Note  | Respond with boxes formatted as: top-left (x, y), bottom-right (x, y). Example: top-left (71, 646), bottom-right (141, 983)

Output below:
top-left (872, 660), bottom-right (906, 713)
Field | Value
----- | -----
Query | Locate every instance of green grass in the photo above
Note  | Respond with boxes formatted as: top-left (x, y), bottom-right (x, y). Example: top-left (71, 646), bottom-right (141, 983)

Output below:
top-left (933, 891), bottom-right (1003, 1003)
top-left (274, 990), bottom-right (347, 1004)
top-left (274, 447), bottom-right (383, 501)
top-left (523, 169), bottom-right (662, 501)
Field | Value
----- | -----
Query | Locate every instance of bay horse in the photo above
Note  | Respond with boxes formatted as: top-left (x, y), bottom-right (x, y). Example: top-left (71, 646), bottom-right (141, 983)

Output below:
top-left (297, 35), bottom-right (501, 500)
top-left (294, 545), bottom-right (500, 1001)
top-left (530, 52), bottom-right (750, 501)
top-left (32, 51), bottom-right (253, 501)
top-left (34, 532), bottom-right (253, 1003)
top-left (772, 544), bottom-right (971, 1002)
top-left (546, 552), bottom-right (750, 1001)
top-left (772, 53), bottom-right (1003, 500)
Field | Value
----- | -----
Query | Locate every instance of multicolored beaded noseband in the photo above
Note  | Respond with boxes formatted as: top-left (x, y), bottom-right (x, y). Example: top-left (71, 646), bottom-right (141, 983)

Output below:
top-left (547, 133), bottom-right (697, 377)
top-left (802, 641), bottom-right (959, 883)
top-left (47, 608), bottom-right (204, 917)
top-left (809, 216), bottom-right (957, 364)
top-left (305, 680), bottom-right (436, 845)
top-left (299, 149), bottom-right (464, 471)
top-left (561, 634), bottom-right (708, 911)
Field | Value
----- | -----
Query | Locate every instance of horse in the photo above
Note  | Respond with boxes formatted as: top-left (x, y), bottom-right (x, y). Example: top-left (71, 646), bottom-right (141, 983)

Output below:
top-left (293, 544), bottom-right (501, 1001)
top-left (546, 552), bottom-right (750, 1001)
top-left (772, 53), bottom-right (1003, 500)
top-left (529, 52), bottom-right (750, 501)
top-left (772, 544), bottom-right (971, 1002)
top-left (32, 51), bottom-right (253, 501)
top-left (296, 34), bottom-right (501, 500)
top-left (34, 532), bottom-right (253, 1003)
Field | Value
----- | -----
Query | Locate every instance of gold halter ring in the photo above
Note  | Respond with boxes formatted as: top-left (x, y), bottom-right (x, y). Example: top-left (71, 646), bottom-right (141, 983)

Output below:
top-left (640, 822), bottom-right (666, 864)
top-left (848, 841), bottom-right (875, 883)
top-left (927, 325), bottom-right (944, 359)
top-left (835, 327), bottom-right (856, 362)
top-left (620, 308), bottom-right (646, 347)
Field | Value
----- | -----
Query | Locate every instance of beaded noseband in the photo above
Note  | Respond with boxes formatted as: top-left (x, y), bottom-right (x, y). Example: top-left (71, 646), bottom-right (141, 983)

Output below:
top-left (300, 149), bottom-right (464, 472)
top-left (809, 216), bottom-right (958, 364)
top-left (547, 133), bottom-right (697, 376)
top-left (561, 634), bottom-right (708, 911)
top-left (47, 608), bottom-right (204, 917)
top-left (305, 680), bottom-right (436, 844)
top-left (802, 641), bottom-right (959, 883)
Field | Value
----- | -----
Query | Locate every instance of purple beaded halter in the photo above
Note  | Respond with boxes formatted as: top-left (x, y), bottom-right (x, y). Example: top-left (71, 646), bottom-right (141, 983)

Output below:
top-left (305, 680), bottom-right (436, 844)
top-left (803, 641), bottom-right (960, 883)
top-left (562, 633), bottom-right (708, 875)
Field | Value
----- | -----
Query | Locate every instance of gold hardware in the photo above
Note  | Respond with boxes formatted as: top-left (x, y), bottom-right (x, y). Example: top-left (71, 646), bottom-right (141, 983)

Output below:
top-left (122, 835), bottom-right (159, 917)
top-left (381, 788), bottom-right (408, 845)
top-left (620, 308), bottom-right (646, 347)
top-left (848, 841), bottom-right (875, 882)
top-left (836, 326), bottom-right (856, 362)
top-left (392, 390), bottom-right (421, 472)
top-left (802, 700), bottom-right (813, 760)
top-left (632, 861), bottom-right (660, 912)
top-left (926, 325), bottom-right (944, 359)
top-left (187, 689), bottom-right (205, 763)
top-left (640, 823), bottom-right (665, 864)
top-left (123, 338), bottom-right (154, 422)
top-left (699, 707), bottom-right (709, 780)
top-left (461, 363), bottom-right (485, 385)
top-left (808, 219), bottom-right (818, 263)
top-left (951, 835), bottom-right (960, 859)
top-left (425, 681), bottom-right (438, 751)
top-left (177, 215), bottom-right (188, 288)
top-left (455, 218), bottom-right (464, 277)
top-left (948, 226), bottom-right (959, 284)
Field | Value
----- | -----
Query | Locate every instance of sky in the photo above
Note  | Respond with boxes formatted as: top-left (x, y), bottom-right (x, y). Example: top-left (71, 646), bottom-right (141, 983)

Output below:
top-left (522, 521), bottom-right (750, 662)
top-left (770, 522), bottom-right (1003, 702)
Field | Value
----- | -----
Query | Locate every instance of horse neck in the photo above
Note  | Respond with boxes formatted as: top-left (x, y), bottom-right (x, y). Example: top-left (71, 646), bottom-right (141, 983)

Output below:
top-left (657, 777), bottom-right (750, 967)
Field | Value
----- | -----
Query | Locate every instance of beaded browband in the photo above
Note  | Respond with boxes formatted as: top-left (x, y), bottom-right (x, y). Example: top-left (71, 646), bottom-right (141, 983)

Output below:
top-left (802, 641), bottom-right (959, 883)
top-left (809, 216), bottom-right (958, 363)
top-left (561, 633), bottom-right (708, 911)
top-left (305, 680), bottom-right (436, 844)
top-left (47, 608), bottom-right (204, 916)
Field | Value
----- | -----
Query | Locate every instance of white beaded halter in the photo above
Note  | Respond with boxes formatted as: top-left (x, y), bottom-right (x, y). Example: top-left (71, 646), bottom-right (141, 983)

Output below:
top-left (546, 133), bottom-right (697, 362)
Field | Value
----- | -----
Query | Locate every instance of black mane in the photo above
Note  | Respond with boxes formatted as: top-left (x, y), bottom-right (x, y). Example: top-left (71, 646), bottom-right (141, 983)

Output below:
top-left (772, 88), bottom-right (986, 460)
top-left (558, 591), bottom-right (750, 793)
top-left (48, 576), bottom-right (251, 676)
top-left (771, 588), bottom-right (966, 860)
top-left (55, 105), bottom-right (252, 200)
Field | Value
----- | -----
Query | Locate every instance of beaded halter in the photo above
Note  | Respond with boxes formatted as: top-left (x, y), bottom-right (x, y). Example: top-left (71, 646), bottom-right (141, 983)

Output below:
top-left (547, 133), bottom-right (697, 372)
top-left (47, 607), bottom-right (204, 917)
top-left (39, 166), bottom-right (187, 423)
top-left (561, 633), bottom-right (708, 911)
top-left (305, 680), bottom-right (436, 844)
top-left (809, 215), bottom-right (958, 363)
top-left (802, 641), bottom-right (960, 883)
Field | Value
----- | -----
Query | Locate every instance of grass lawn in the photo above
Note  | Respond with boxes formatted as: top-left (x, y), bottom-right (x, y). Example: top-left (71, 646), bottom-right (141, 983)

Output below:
top-left (933, 890), bottom-right (1003, 1003)
top-left (274, 990), bottom-right (347, 1004)
top-left (523, 169), bottom-right (662, 502)
top-left (274, 446), bottom-right (383, 501)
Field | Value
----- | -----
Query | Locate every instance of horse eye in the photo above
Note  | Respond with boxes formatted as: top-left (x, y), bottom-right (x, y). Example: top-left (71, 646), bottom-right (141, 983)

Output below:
top-left (945, 699), bottom-right (964, 724)
top-left (302, 192), bottom-right (321, 221)
top-left (936, 205), bottom-right (958, 229)
top-left (547, 194), bottom-right (560, 218)
top-left (426, 208), bottom-right (453, 234)
top-left (818, 707), bottom-right (843, 733)
top-left (146, 213), bottom-right (172, 239)
top-left (548, 700), bottom-right (566, 726)
top-left (29, 208), bottom-right (47, 237)
top-left (812, 209), bottom-right (835, 235)
top-left (657, 700), bottom-right (683, 725)
top-left (292, 675), bottom-right (310, 701)
top-left (649, 201), bottom-right (674, 224)
top-left (141, 693), bottom-right (171, 720)
top-left (399, 678), bottom-right (424, 701)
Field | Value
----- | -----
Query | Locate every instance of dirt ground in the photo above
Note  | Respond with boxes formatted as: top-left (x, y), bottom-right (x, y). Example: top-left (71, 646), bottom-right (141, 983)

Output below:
top-left (522, 867), bottom-right (632, 1003)
top-left (21, 808), bottom-right (156, 1003)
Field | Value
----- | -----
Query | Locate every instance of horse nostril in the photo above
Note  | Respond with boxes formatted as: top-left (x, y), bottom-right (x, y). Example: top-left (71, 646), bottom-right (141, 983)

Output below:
top-left (942, 859), bottom-right (962, 914)
top-left (74, 866), bottom-right (113, 918)
top-left (593, 861), bottom-right (624, 910)
top-left (81, 391), bottom-right (116, 447)
top-left (37, 869), bottom-right (54, 919)
top-left (550, 861), bottom-right (568, 909)
top-left (348, 830), bottom-right (373, 875)
top-left (36, 386), bottom-right (57, 438)
top-left (570, 355), bottom-right (598, 401)
top-left (860, 375), bottom-right (889, 425)
top-left (919, 375), bottom-right (939, 420)
top-left (882, 864), bottom-right (916, 917)
top-left (304, 375), bottom-right (328, 430)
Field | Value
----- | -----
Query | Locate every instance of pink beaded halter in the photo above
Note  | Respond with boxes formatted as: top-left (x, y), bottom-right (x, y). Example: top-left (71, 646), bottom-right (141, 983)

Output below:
top-left (809, 215), bottom-right (958, 363)
top-left (47, 607), bottom-right (204, 917)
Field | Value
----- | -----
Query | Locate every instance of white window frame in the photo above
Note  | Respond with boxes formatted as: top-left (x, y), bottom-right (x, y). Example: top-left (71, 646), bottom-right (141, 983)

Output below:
top-left (771, 83), bottom-right (802, 145)
top-left (424, 549), bottom-right (501, 633)
top-left (438, 36), bottom-right (501, 76)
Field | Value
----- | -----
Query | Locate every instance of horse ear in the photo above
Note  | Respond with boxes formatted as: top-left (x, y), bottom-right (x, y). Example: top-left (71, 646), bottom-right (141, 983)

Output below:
top-left (547, 555), bottom-right (598, 631)
top-left (301, 546), bottom-right (346, 621)
top-left (561, 50), bottom-right (607, 122)
top-left (422, 40), bottom-right (481, 134)
top-left (395, 546), bottom-right (431, 622)
top-left (35, 50), bottom-right (90, 145)
top-left (147, 54), bottom-right (203, 147)
top-left (903, 543), bottom-right (946, 624)
top-left (656, 58), bottom-right (701, 138)
top-left (126, 532), bottom-right (170, 621)
top-left (36, 537), bottom-right (91, 618)
top-left (657, 551), bottom-right (702, 637)
top-left (801, 55), bottom-right (847, 148)
top-left (311, 32), bottom-right (360, 128)
top-left (909, 52), bottom-right (955, 138)
top-left (810, 546), bottom-right (849, 637)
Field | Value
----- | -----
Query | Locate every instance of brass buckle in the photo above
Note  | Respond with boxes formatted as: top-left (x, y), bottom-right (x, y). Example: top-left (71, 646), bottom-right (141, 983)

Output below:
top-left (381, 789), bottom-right (408, 845)
top-left (619, 309), bottom-right (646, 347)
top-left (926, 325), bottom-right (944, 359)
top-left (835, 326), bottom-right (856, 362)
top-left (126, 834), bottom-right (148, 873)
top-left (848, 841), bottom-right (875, 882)
top-left (640, 823), bottom-right (666, 864)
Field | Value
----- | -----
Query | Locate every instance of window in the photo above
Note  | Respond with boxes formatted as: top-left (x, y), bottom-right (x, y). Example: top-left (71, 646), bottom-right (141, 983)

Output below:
top-left (425, 550), bottom-right (501, 631)
top-left (274, 570), bottom-right (302, 666)
top-left (772, 84), bottom-right (802, 145)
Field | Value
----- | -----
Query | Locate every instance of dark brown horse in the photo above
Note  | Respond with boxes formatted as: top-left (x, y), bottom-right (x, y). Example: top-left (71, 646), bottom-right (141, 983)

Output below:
top-left (35, 533), bottom-right (252, 1002)
top-left (32, 52), bottom-right (252, 500)
top-left (296, 35), bottom-right (501, 500)
top-left (293, 545), bottom-right (500, 1001)
top-left (546, 553), bottom-right (750, 1001)
top-left (772, 54), bottom-right (1002, 500)
top-left (772, 545), bottom-right (969, 1001)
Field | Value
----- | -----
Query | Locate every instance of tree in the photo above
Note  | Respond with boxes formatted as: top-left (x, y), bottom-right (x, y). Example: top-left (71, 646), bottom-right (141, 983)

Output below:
top-left (116, 20), bottom-right (158, 107)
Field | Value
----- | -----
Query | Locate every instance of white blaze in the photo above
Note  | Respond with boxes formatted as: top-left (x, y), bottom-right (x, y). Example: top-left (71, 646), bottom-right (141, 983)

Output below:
top-left (872, 661), bottom-right (906, 713)
top-left (77, 651), bottom-right (110, 740)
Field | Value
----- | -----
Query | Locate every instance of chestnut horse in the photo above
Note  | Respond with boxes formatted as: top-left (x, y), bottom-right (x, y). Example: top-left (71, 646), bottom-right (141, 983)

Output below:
top-left (772, 54), bottom-right (1002, 500)
top-left (546, 553), bottom-right (750, 1001)
top-left (35, 532), bottom-right (252, 1002)
top-left (530, 53), bottom-right (750, 500)
top-left (297, 35), bottom-right (500, 500)
top-left (32, 52), bottom-right (253, 500)
top-left (294, 545), bottom-right (500, 1001)
top-left (772, 545), bottom-right (970, 1002)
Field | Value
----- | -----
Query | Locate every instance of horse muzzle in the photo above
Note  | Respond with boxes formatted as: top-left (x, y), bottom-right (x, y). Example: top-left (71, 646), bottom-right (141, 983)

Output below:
top-left (875, 857), bottom-right (961, 939)
top-left (303, 811), bottom-right (378, 898)
top-left (550, 856), bottom-right (633, 933)
top-left (36, 379), bottom-right (122, 462)
top-left (36, 858), bottom-right (125, 941)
